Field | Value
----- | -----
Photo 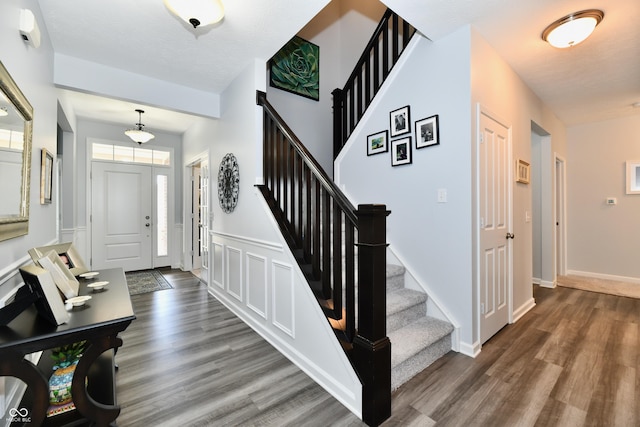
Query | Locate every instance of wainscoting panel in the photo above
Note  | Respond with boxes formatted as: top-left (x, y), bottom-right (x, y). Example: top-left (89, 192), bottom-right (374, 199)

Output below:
top-left (272, 260), bottom-right (294, 338)
top-left (246, 252), bottom-right (268, 320)
top-left (225, 246), bottom-right (243, 302)
top-left (212, 241), bottom-right (224, 289)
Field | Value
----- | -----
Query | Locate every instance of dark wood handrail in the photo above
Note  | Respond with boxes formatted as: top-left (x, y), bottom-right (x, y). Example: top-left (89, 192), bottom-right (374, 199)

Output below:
top-left (257, 91), bottom-right (358, 225)
top-left (257, 90), bottom-right (391, 426)
top-left (333, 9), bottom-right (416, 159)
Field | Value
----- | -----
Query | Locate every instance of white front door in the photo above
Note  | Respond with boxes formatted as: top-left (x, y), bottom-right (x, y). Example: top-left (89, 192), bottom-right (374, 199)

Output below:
top-left (92, 162), bottom-right (152, 271)
top-left (479, 111), bottom-right (511, 343)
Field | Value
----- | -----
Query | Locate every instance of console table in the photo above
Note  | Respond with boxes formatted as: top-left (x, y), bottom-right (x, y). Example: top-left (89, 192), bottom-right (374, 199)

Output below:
top-left (0, 268), bottom-right (135, 426)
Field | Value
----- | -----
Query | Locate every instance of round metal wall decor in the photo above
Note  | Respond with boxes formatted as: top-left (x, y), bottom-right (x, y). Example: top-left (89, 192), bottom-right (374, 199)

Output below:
top-left (217, 153), bottom-right (240, 213)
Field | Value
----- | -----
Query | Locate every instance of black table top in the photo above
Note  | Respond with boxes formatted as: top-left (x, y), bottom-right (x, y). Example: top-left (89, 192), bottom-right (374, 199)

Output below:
top-left (0, 268), bottom-right (135, 352)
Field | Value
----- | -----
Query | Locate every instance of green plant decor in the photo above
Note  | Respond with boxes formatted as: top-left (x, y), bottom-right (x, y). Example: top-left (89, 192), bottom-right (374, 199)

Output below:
top-left (270, 36), bottom-right (319, 101)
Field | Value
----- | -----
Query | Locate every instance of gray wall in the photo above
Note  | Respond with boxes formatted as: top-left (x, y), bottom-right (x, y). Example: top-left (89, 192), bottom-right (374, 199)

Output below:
top-left (567, 114), bottom-right (640, 280)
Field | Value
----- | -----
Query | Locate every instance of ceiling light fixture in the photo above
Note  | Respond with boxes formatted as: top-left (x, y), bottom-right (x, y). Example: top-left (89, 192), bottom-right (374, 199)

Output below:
top-left (542, 9), bottom-right (604, 48)
top-left (0, 106), bottom-right (8, 117)
top-left (163, 0), bottom-right (224, 29)
top-left (125, 109), bottom-right (155, 144)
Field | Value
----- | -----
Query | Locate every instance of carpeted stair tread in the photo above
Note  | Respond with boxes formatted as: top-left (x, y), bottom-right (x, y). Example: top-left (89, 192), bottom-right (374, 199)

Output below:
top-left (387, 288), bottom-right (427, 315)
top-left (389, 316), bottom-right (454, 367)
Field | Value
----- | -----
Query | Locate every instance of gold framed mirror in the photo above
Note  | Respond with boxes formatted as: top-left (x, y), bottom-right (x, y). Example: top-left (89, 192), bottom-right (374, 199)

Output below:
top-left (0, 61), bottom-right (33, 241)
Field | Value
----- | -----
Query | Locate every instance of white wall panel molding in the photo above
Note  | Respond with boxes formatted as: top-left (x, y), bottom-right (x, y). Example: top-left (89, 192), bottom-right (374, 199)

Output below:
top-left (246, 252), bottom-right (268, 320)
top-left (211, 241), bottom-right (224, 289)
top-left (225, 246), bottom-right (243, 302)
top-left (211, 230), bottom-right (283, 252)
top-left (272, 260), bottom-right (295, 338)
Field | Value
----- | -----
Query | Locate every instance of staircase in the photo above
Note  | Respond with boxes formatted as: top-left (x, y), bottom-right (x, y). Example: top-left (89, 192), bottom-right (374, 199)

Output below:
top-left (256, 8), bottom-right (447, 425)
top-left (385, 265), bottom-right (453, 390)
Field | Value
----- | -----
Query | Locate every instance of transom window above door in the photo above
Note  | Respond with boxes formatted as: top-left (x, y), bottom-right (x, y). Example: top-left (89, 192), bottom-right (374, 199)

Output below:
top-left (92, 142), bottom-right (170, 165)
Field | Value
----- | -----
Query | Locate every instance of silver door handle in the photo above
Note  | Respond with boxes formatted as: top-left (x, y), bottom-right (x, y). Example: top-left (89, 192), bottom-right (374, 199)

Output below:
top-left (145, 223), bottom-right (150, 227)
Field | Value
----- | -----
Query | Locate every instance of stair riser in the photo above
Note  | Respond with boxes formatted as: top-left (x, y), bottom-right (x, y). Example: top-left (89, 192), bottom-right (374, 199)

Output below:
top-left (387, 303), bottom-right (426, 333)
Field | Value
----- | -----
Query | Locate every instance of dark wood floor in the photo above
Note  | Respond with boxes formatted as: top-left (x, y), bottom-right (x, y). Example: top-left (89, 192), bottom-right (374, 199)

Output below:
top-left (115, 270), bottom-right (639, 426)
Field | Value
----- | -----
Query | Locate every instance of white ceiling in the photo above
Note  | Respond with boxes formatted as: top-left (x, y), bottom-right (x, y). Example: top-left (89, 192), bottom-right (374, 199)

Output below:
top-left (39, 0), bottom-right (640, 135)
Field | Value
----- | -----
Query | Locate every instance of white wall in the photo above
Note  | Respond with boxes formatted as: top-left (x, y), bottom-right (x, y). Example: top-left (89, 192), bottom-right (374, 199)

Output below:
top-left (471, 28), bottom-right (566, 345)
top-left (182, 60), bottom-right (363, 417)
top-left (336, 25), bottom-right (569, 354)
top-left (0, 0), bottom-right (58, 418)
top-left (336, 29), bottom-right (474, 347)
top-left (566, 114), bottom-right (640, 281)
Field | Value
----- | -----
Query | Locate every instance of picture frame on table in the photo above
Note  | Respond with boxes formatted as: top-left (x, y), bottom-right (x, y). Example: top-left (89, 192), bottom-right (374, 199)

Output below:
top-left (37, 250), bottom-right (80, 299)
top-left (28, 242), bottom-right (89, 277)
top-left (41, 148), bottom-right (53, 204)
top-left (367, 130), bottom-right (389, 156)
top-left (391, 137), bottom-right (412, 167)
top-left (390, 106), bottom-right (410, 137)
top-left (19, 264), bottom-right (70, 326)
top-left (415, 115), bottom-right (439, 149)
top-left (516, 159), bottom-right (530, 184)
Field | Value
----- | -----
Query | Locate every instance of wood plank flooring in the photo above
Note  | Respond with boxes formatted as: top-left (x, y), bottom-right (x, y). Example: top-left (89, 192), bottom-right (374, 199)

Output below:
top-left (115, 271), bottom-right (639, 426)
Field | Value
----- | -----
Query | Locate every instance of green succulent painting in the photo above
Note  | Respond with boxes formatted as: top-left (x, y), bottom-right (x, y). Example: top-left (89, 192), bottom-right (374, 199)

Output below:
top-left (270, 36), bottom-right (319, 101)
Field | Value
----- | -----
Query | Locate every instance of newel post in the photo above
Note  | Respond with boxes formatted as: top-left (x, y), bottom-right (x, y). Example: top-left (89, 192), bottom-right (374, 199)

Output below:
top-left (353, 204), bottom-right (391, 426)
top-left (332, 88), bottom-right (344, 160)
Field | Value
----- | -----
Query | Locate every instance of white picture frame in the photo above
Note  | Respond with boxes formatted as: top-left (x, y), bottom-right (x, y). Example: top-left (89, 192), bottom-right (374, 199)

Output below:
top-left (37, 250), bottom-right (79, 298)
top-left (626, 160), bottom-right (640, 194)
top-left (19, 264), bottom-right (70, 326)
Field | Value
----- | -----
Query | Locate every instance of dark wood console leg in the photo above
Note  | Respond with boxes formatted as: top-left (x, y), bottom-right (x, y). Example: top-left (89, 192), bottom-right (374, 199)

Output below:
top-left (0, 350), bottom-right (48, 426)
top-left (72, 335), bottom-right (123, 427)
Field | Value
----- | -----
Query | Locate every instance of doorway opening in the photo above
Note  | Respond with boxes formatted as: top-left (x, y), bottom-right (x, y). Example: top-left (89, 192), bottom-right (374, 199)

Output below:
top-left (187, 157), bottom-right (209, 283)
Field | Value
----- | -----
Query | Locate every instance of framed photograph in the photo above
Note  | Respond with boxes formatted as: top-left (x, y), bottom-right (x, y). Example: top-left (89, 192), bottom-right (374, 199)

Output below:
top-left (626, 160), bottom-right (640, 194)
top-left (28, 242), bottom-right (89, 277)
top-left (269, 36), bottom-right (319, 101)
top-left (516, 159), bottom-right (530, 184)
top-left (391, 137), bottom-right (412, 166)
top-left (367, 130), bottom-right (389, 156)
top-left (37, 250), bottom-right (80, 299)
top-left (41, 148), bottom-right (53, 204)
top-left (19, 264), bottom-right (70, 326)
top-left (390, 106), bottom-right (410, 137)
top-left (415, 115), bottom-right (439, 149)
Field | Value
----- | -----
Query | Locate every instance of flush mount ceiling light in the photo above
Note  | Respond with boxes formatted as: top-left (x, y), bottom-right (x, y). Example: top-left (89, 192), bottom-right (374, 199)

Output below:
top-left (542, 9), bottom-right (604, 48)
top-left (163, 0), bottom-right (224, 29)
top-left (125, 109), bottom-right (155, 144)
top-left (0, 106), bottom-right (8, 117)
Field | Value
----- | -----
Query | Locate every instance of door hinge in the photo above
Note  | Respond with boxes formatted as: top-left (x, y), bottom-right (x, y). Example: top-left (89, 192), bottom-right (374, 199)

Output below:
top-left (480, 134), bottom-right (484, 143)
top-left (481, 303), bottom-right (485, 314)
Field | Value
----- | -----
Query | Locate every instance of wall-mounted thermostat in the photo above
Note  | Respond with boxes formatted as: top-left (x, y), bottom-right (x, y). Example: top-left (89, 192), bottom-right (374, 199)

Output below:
top-left (606, 197), bottom-right (617, 205)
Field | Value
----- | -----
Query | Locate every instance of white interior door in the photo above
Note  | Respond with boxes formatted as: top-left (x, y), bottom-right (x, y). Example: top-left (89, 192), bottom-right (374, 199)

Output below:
top-left (192, 165), bottom-right (202, 270)
top-left (92, 162), bottom-right (152, 271)
top-left (479, 111), bottom-right (511, 343)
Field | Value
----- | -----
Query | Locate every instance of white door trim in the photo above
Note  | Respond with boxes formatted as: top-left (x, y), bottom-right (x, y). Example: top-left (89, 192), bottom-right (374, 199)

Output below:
top-left (475, 103), bottom-right (513, 346)
top-left (554, 153), bottom-right (567, 279)
top-left (86, 138), bottom-right (175, 270)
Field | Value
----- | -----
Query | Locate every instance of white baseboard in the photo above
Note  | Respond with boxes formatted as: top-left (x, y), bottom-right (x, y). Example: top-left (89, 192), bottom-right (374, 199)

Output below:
top-left (459, 340), bottom-right (481, 358)
top-left (513, 297), bottom-right (536, 323)
top-left (566, 270), bottom-right (640, 285)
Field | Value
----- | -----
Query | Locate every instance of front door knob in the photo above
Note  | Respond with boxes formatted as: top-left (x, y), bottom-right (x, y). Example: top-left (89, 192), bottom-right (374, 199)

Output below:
top-left (506, 233), bottom-right (515, 239)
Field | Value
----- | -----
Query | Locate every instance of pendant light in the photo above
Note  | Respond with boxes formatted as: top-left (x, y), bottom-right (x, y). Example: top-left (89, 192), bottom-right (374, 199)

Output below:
top-left (163, 0), bottom-right (224, 29)
top-left (542, 9), bottom-right (604, 48)
top-left (125, 109), bottom-right (155, 144)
